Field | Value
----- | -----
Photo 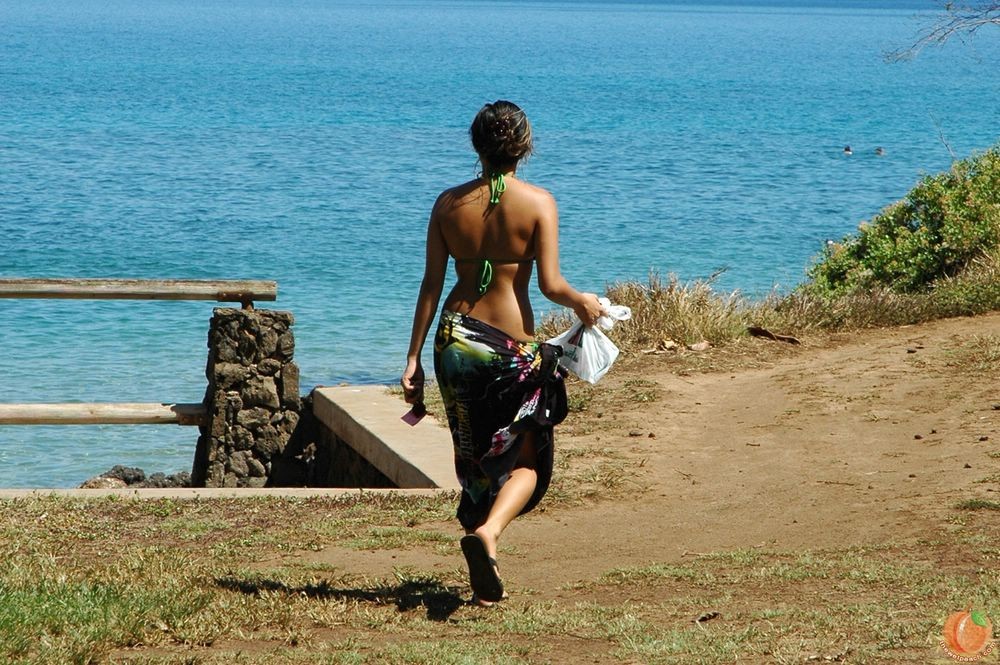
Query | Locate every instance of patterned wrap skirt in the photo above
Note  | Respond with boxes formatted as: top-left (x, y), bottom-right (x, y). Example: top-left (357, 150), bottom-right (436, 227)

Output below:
top-left (433, 310), bottom-right (568, 529)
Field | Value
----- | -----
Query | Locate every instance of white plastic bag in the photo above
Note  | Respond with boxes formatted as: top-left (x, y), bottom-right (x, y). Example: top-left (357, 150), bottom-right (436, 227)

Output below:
top-left (545, 299), bottom-right (631, 384)
top-left (595, 297), bottom-right (632, 331)
top-left (546, 322), bottom-right (618, 384)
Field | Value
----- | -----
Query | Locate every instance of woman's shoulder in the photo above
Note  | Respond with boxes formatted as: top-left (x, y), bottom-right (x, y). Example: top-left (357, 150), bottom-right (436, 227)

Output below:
top-left (514, 177), bottom-right (552, 197)
top-left (512, 179), bottom-right (558, 219)
top-left (510, 178), bottom-right (556, 207)
top-left (431, 179), bottom-right (481, 214)
top-left (437, 178), bottom-right (481, 200)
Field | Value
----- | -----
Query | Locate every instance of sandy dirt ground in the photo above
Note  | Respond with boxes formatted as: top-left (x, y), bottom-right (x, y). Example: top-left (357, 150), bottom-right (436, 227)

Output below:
top-left (305, 311), bottom-right (999, 607)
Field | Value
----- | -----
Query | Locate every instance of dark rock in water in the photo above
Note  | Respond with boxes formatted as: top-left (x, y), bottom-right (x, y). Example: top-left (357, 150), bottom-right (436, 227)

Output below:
top-left (80, 476), bottom-right (127, 489)
top-left (102, 465), bottom-right (145, 485)
top-left (80, 466), bottom-right (192, 489)
top-left (141, 471), bottom-right (192, 488)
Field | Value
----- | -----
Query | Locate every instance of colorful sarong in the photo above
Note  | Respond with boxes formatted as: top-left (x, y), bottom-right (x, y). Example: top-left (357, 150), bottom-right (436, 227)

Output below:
top-left (433, 310), bottom-right (568, 529)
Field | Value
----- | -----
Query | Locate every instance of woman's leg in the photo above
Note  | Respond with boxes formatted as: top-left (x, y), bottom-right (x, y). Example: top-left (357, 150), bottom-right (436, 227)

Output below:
top-left (471, 431), bottom-right (538, 559)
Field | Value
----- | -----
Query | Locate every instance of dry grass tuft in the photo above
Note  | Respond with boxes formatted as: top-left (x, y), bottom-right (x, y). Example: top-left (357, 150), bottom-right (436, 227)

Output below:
top-left (537, 261), bottom-right (1000, 358)
top-left (537, 273), bottom-right (783, 354)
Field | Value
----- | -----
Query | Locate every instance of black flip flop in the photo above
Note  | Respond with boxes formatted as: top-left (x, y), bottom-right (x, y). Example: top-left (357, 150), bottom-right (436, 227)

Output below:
top-left (460, 534), bottom-right (504, 602)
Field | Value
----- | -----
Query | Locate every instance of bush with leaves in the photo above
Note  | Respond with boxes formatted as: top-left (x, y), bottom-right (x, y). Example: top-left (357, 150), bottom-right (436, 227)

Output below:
top-left (807, 146), bottom-right (1000, 296)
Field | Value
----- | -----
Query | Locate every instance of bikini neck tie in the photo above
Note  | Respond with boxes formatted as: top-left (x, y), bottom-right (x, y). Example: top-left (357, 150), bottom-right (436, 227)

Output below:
top-left (488, 171), bottom-right (506, 205)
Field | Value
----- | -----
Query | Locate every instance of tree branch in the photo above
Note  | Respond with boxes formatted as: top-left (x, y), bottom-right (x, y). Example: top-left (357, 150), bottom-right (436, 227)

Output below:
top-left (886, 2), bottom-right (1000, 62)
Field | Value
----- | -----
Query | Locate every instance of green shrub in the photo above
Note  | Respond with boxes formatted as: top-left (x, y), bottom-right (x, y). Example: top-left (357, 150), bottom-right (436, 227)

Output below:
top-left (807, 146), bottom-right (1000, 295)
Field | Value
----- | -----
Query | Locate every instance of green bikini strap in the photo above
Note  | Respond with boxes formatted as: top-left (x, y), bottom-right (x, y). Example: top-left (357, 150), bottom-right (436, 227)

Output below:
top-left (488, 171), bottom-right (506, 205)
top-left (476, 171), bottom-right (505, 294)
top-left (476, 259), bottom-right (493, 295)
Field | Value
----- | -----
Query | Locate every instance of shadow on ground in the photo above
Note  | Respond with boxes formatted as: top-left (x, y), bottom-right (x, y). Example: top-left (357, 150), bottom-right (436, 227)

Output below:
top-left (214, 575), bottom-right (465, 621)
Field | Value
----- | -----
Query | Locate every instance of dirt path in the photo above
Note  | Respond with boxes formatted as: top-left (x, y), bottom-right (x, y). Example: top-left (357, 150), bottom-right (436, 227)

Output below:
top-left (313, 312), bottom-right (1000, 599)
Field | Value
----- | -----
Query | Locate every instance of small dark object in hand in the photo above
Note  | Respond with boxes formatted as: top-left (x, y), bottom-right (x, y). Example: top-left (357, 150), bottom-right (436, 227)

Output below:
top-left (401, 402), bottom-right (426, 426)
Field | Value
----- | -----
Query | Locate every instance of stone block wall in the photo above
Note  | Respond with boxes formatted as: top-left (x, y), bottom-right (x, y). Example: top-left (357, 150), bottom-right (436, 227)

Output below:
top-left (191, 308), bottom-right (301, 487)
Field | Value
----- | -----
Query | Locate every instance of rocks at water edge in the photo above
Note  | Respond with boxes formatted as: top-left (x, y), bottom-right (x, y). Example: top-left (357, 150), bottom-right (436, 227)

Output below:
top-left (79, 465), bottom-right (191, 489)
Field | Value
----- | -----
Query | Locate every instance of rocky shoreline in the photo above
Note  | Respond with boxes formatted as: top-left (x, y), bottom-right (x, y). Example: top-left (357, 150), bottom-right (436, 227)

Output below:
top-left (79, 465), bottom-right (191, 489)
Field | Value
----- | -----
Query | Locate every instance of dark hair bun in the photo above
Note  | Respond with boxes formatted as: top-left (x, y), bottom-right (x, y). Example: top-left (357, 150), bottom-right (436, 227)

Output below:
top-left (469, 100), bottom-right (533, 169)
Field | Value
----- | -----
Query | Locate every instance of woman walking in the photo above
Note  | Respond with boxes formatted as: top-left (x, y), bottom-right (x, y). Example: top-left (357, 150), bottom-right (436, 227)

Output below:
top-left (402, 101), bottom-right (602, 604)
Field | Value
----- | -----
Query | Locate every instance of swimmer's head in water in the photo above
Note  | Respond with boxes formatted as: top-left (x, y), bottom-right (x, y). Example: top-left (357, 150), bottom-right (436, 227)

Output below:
top-left (470, 100), bottom-right (533, 171)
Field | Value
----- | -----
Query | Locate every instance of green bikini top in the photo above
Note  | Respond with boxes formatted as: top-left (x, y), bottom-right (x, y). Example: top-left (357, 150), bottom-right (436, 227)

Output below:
top-left (455, 170), bottom-right (530, 295)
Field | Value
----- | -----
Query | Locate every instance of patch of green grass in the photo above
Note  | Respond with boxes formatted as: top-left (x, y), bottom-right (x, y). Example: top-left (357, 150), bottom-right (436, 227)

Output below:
top-left (161, 517), bottom-right (232, 540)
top-left (567, 385), bottom-right (595, 412)
top-left (366, 639), bottom-right (533, 665)
top-left (0, 550), bottom-right (212, 664)
top-left (341, 526), bottom-right (454, 552)
top-left (621, 377), bottom-right (662, 403)
top-left (956, 498), bottom-right (1000, 511)
top-left (140, 498), bottom-right (186, 518)
top-left (598, 563), bottom-right (713, 586)
top-left (694, 548), bottom-right (765, 566)
top-left (611, 621), bottom-right (769, 664)
top-left (579, 458), bottom-right (633, 493)
top-left (547, 446), bottom-right (642, 507)
top-left (944, 334), bottom-right (1000, 373)
top-left (580, 546), bottom-right (995, 664)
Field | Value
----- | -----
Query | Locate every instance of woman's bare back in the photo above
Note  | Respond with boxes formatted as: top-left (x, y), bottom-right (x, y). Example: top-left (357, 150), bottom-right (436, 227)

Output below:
top-left (435, 175), bottom-right (554, 340)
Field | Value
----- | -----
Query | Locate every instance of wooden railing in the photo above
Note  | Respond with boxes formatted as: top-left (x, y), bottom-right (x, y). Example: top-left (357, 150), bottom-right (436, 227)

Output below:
top-left (0, 402), bottom-right (208, 426)
top-left (0, 278), bottom-right (277, 307)
top-left (0, 278), bottom-right (278, 427)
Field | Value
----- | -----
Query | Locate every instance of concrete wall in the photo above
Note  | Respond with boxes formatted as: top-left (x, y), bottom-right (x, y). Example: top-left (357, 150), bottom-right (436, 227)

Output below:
top-left (267, 394), bottom-right (396, 488)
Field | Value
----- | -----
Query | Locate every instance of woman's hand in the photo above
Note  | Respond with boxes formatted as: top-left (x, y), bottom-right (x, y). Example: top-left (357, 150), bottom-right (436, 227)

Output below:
top-left (574, 292), bottom-right (604, 327)
top-left (401, 358), bottom-right (425, 405)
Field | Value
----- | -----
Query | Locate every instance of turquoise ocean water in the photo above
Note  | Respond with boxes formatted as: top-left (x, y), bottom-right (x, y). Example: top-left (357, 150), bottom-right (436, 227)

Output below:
top-left (2, 0), bottom-right (999, 487)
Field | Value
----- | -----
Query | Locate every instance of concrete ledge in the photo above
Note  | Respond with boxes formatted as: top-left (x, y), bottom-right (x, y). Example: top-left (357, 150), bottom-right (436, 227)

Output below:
top-left (0, 487), bottom-right (454, 500)
top-left (312, 386), bottom-right (459, 490)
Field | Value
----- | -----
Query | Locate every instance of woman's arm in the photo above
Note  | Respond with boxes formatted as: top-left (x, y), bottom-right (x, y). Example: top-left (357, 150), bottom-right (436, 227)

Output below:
top-left (534, 193), bottom-right (603, 326)
top-left (401, 203), bottom-right (449, 404)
